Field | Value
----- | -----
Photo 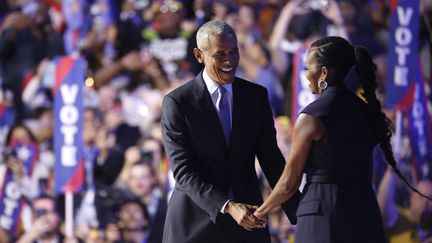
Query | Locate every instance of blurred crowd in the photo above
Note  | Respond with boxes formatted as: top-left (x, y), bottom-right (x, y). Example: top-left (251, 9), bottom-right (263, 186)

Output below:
top-left (0, 0), bottom-right (431, 242)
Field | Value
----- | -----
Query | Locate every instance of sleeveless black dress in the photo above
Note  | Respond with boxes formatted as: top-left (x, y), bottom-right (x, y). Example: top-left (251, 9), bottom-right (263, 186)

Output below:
top-left (294, 86), bottom-right (386, 243)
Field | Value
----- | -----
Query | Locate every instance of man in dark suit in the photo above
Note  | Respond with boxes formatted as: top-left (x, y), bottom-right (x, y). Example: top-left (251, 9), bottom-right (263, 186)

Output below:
top-left (161, 20), bottom-right (300, 243)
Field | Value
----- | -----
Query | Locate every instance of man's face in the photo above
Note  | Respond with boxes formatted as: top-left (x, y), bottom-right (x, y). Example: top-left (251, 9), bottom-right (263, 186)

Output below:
top-left (32, 198), bottom-right (60, 238)
top-left (155, 11), bottom-right (182, 38)
top-left (119, 202), bottom-right (149, 231)
top-left (127, 165), bottom-right (155, 198)
top-left (195, 34), bottom-right (239, 85)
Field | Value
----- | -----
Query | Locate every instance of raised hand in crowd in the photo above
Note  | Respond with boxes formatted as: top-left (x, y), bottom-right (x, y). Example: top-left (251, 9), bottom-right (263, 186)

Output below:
top-left (1, 11), bottom-right (30, 32)
top-left (267, 0), bottom-right (310, 76)
top-left (94, 51), bottom-right (143, 88)
top-left (105, 223), bottom-right (121, 243)
top-left (17, 196), bottom-right (62, 243)
top-left (17, 217), bottom-right (56, 243)
top-left (116, 145), bottom-right (141, 188)
top-left (0, 10), bottom-right (43, 41)
top-left (5, 154), bottom-right (24, 181)
top-left (268, 0), bottom-right (310, 50)
top-left (318, 0), bottom-right (348, 39)
top-left (120, 51), bottom-right (143, 72)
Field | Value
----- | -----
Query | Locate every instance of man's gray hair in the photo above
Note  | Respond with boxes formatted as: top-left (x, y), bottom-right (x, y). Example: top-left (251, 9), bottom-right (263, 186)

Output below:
top-left (196, 20), bottom-right (236, 51)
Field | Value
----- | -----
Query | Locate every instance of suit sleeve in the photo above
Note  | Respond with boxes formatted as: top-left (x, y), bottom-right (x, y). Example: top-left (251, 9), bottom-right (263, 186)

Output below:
top-left (161, 95), bottom-right (229, 223)
top-left (255, 89), bottom-right (301, 224)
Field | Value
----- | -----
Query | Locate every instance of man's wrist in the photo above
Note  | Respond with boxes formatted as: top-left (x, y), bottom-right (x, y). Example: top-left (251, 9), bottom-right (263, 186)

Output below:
top-left (222, 200), bottom-right (232, 214)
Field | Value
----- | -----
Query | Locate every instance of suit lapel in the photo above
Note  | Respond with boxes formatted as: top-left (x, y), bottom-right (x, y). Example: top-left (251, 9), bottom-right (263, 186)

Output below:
top-left (193, 73), bottom-right (229, 149)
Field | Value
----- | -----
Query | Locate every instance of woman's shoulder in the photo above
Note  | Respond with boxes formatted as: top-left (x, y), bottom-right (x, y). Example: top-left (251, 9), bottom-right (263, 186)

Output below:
top-left (300, 95), bottom-right (332, 118)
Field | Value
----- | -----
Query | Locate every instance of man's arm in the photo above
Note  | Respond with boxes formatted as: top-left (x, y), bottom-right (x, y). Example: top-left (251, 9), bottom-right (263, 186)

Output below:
top-left (162, 95), bottom-right (257, 226)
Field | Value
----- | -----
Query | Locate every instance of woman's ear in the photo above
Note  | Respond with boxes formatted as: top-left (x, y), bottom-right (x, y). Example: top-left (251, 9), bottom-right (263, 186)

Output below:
top-left (193, 48), bottom-right (203, 63)
top-left (321, 66), bottom-right (328, 80)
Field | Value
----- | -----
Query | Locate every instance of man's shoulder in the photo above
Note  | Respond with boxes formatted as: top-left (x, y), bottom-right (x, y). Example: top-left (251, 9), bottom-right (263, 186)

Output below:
top-left (165, 78), bottom-right (198, 100)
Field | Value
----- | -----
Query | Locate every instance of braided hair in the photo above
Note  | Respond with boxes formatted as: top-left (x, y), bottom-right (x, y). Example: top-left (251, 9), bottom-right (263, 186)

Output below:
top-left (310, 36), bottom-right (432, 200)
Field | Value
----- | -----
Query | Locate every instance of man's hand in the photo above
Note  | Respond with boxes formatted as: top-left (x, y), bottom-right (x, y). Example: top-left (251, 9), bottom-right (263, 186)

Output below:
top-left (224, 201), bottom-right (265, 231)
top-left (24, 216), bottom-right (53, 241)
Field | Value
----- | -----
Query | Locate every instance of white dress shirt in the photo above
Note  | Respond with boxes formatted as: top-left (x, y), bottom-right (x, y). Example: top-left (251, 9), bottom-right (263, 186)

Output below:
top-left (202, 68), bottom-right (233, 125)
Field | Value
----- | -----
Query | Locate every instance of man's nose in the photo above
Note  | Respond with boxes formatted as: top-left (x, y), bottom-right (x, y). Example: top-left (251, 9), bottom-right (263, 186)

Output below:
top-left (225, 54), bottom-right (236, 65)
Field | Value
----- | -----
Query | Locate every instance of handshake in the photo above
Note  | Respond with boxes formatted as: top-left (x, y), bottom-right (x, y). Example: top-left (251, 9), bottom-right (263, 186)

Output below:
top-left (224, 201), bottom-right (267, 231)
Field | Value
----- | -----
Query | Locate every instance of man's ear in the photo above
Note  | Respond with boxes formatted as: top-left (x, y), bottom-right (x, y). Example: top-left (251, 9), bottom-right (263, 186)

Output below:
top-left (193, 48), bottom-right (203, 63)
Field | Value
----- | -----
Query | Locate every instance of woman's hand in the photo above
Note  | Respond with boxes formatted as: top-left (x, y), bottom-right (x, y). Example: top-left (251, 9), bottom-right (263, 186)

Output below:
top-left (224, 201), bottom-right (266, 230)
top-left (252, 208), bottom-right (267, 228)
top-left (6, 155), bottom-right (24, 180)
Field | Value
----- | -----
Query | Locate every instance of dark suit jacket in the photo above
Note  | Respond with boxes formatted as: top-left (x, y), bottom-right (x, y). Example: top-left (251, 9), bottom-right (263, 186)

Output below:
top-left (161, 72), bottom-right (300, 243)
top-left (147, 197), bottom-right (168, 243)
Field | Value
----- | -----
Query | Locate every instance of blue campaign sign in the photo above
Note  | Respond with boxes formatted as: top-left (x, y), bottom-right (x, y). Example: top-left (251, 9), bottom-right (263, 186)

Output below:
top-left (408, 67), bottom-right (432, 180)
top-left (54, 56), bottom-right (85, 194)
top-left (385, 0), bottom-right (420, 110)
top-left (0, 141), bottom-right (38, 234)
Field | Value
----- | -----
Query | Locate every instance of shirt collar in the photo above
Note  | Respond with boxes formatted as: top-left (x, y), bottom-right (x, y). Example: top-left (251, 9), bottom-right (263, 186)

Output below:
top-left (203, 68), bottom-right (233, 96)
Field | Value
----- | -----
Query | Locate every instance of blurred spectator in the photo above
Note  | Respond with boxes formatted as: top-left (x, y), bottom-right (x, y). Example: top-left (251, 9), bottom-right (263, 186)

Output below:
top-left (378, 167), bottom-right (432, 243)
top-left (116, 199), bottom-right (151, 243)
top-left (2, 123), bottom-right (40, 199)
top-left (335, 0), bottom-right (384, 56)
top-left (116, 0), bottom-right (146, 57)
top-left (0, 1), bottom-right (64, 119)
top-left (21, 59), bottom-right (55, 114)
top-left (181, 0), bottom-right (211, 28)
top-left (210, 0), bottom-right (237, 22)
top-left (233, 3), bottom-right (284, 115)
top-left (100, 97), bottom-right (141, 151)
top-left (82, 108), bottom-right (124, 189)
top-left (141, 0), bottom-right (195, 80)
top-left (235, 3), bottom-right (261, 44)
top-left (123, 161), bottom-right (167, 243)
top-left (237, 39), bottom-right (284, 115)
top-left (16, 195), bottom-right (66, 243)
top-left (118, 70), bottom-right (166, 133)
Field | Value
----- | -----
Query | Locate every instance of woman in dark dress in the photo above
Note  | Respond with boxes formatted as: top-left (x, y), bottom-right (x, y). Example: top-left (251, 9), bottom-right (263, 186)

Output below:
top-left (253, 36), bottom-right (391, 243)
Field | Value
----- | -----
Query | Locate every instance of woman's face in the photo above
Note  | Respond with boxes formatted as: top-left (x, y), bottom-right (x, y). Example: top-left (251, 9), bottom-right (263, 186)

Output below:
top-left (304, 48), bottom-right (324, 94)
top-left (10, 126), bottom-right (32, 144)
top-left (238, 5), bottom-right (255, 31)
